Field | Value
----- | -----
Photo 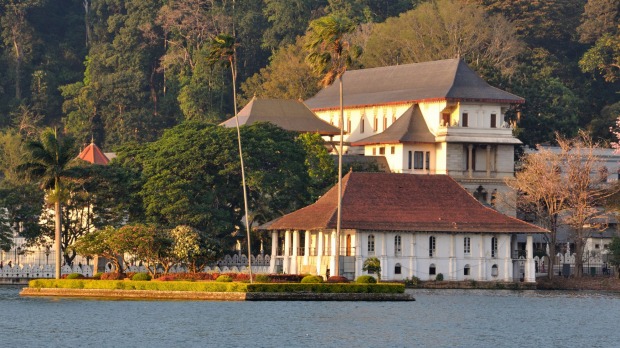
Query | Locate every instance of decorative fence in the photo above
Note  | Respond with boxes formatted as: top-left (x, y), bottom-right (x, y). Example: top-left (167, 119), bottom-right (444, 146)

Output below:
top-left (0, 253), bottom-right (271, 279)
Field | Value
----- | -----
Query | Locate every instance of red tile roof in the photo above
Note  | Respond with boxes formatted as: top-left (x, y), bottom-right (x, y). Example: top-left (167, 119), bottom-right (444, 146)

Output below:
top-left (262, 172), bottom-right (546, 234)
top-left (77, 142), bottom-right (109, 165)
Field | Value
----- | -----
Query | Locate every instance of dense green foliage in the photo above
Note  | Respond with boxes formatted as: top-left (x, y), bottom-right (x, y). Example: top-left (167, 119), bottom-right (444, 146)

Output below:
top-left (355, 275), bottom-right (377, 284)
top-left (246, 282), bottom-right (402, 293)
top-left (28, 279), bottom-right (404, 293)
top-left (0, 0), bottom-right (616, 149)
top-left (301, 275), bottom-right (324, 283)
top-left (131, 272), bottom-right (152, 281)
top-left (29, 279), bottom-right (249, 292)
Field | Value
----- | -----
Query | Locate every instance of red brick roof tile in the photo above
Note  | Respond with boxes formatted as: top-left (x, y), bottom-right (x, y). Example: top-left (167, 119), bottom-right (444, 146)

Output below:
top-left (263, 172), bottom-right (546, 234)
top-left (77, 142), bottom-right (109, 165)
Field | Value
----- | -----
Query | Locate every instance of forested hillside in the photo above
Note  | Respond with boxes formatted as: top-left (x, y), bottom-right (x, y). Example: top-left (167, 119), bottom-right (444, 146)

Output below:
top-left (1, 0), bottom-right (618, 149)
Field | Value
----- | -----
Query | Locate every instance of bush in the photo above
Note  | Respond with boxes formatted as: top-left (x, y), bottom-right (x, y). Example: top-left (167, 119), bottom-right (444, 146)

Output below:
top-left (246, 283), bottom-right (404, 294)
top-left (155, 272), bottom-right (212, 281)
top-left (92, 272), bottom-right (103, 280)
top-left (435, 273), bottom-right (444, 281)
top-left (125, 272), bottom-right (136, 279)
top-left (255, 274), bottom-right (270, 283)
top-left (131, 272), bottom-right (152, 281)
top-left (356, 275), bottom-right (377, 284)
top-left (404, 276), bottom-right (421, 287)
top-left (216, 275), bottom-right (233, 282)
top-left (263, 274), bottom-right (304, 283)
top-left (100, 272), bottom-right (124, 280)
top-left (326, 276), bottom-right (349, 283)
top-left (66, 273), bottom-right (85, 279)
top-left (301, 275), bottom-right (323, 283)
top-left (28, 279), bottom-right (248, 292)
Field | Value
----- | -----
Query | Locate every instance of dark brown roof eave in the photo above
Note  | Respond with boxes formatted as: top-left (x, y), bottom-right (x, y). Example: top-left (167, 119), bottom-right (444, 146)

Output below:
top-left (309, 97), bottom-right (524, 112)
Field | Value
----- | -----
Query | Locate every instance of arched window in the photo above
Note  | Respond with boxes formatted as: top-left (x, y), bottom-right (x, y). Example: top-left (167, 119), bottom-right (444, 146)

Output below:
top-left (491, 237), bottom-right (498, 258)
top-left (464, 264), bottom-right (471, 276)
top-left (491, 264), bottom-right (498, 277)
top-left (395, 263), bottom-right (402, 275)
top-left (429, 236), bottom-right (436, 257)
top-left (429, 263), bottom-right (436, 275)
top-left (368, 234), bottom-right (375, 255)
top-left (346, 234), bottom-right (352, 256)
top-left (394, 235), bottom-right (402, 256)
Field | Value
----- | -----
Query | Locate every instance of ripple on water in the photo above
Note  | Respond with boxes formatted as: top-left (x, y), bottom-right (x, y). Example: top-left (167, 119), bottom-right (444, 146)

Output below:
top-left (1, 287), bottom-right (620, 348)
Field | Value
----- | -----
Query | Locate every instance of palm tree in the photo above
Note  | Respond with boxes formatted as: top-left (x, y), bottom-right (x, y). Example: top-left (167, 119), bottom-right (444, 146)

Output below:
top-left (207, 33), bottom-right (253, 283)
top-left (19, 128), bottom-right (77, 279)
top-left (305, 14), bottom-right (358, 277)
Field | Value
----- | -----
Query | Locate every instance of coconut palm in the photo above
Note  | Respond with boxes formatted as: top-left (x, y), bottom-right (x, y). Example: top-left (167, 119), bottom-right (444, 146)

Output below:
top-left (305, 14), bottom-right (359, 277)
top-left (19, 128), bottom-right (78, 279)
top-left (207, 33), bottom-right (253, 282)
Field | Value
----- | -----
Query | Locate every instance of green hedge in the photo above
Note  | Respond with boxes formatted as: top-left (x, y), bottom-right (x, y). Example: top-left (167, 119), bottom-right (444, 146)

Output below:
top-left (28, 279), bottom-right (248, 292)
top-left (28, 280), bottom-right (405, 294)
top-left (246, 283), bottom-right (404, 294)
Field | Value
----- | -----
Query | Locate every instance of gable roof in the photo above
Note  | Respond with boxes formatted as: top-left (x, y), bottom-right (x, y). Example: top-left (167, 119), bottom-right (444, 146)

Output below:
top-left (220, 97), bottom-right (341, 135)
top-left (304, 59), bottom-right (524, 111)
top-left (262, 172), bottom-right (546, 234)
top-left (351, 104), bottom-right (435, 146)
top-left (77, 142), bottom-right (109, 165)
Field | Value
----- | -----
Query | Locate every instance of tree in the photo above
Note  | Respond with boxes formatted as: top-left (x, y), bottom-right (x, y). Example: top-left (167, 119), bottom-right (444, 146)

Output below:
top-left (508, 144), bottom-right (566, 279)
top-left (362, 256), bottom-right (381, 281)
top-left (72, 226), bottom-right (120, 272)
top-left (206, 33), bottom-right (254, 282)
top-left (608, 236), bottom-right (620, 279)
top-left (19, 128), bottom-right (79, 279)
top-left (240, 38), bottom-right (320, 103)
top-left (305, 13), bottom-right (359, 277)
top-left (360, 0), bottom-right (524, 77)
top-left (510, 131), bottom-right (619, 278)
top-left (170, 225), bottom-right (220, 273)
top-left (297, 132), bottom-right (337, 201)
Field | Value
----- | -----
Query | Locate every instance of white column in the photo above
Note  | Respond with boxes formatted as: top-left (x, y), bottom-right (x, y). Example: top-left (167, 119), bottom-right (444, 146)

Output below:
top-left (449, 234), bottom-right (456, 280)
top-left (303, 230), bottom-right (310, 267)
top-left (381, 232), bottom-right (388, 280)
top-left (284, 230), bottom-right (291, 274)
top-left (329, 231), bottom-right (336, 276)
top-left (291, 230), bottom-right (299, 274)
top-left (355, 232), bottom-right (363, 279)
top-left (525, 234), bottom-right (535, 282)
top-left (503, 235), bottom-right (511, 281)
top-left (269, 231), bottom-right (278, 273)
top-left (486, 145), bottom-right (491, 178)
top-left (317, 230), bottom-right (324, 276)
top-left (468, 144), bottom-right (473, 178)
top-left (409, 234), bottom-right (416, 279)
top-left (479, 235), bottom-right (486, 280)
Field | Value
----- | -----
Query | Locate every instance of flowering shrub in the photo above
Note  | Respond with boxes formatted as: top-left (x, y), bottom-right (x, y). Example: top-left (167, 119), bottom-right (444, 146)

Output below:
top-left (326, 276), bottom-right (349, 283)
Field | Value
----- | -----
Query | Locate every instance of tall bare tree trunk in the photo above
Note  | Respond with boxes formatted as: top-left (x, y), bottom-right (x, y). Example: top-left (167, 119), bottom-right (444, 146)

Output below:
top-left (55, 200), bottom-right (62, 279)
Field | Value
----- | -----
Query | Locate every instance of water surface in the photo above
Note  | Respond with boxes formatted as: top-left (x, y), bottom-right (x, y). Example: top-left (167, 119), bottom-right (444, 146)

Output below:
top-left (1, 286), bottom-right (618, 347)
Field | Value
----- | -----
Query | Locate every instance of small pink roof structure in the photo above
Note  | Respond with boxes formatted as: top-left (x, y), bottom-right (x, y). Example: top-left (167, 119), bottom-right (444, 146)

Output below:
top-left (77, 142), bottom-right (110, 165)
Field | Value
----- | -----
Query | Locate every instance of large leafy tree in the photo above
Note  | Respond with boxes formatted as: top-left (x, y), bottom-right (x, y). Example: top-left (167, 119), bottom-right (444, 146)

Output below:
top-left (360, 0), bottom-right (524, 77)
top-left (578, 0), bottom-right (620, 83)
top-left (305, 13), bottom-right (358, 276)
top-left (240, 38), bottom-right (320, 103)
top-left (19, 128), bottom-right (79, 279)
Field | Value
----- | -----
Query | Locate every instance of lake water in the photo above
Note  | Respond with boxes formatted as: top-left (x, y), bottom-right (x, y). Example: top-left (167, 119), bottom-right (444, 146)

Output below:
top-left (1, 286), bottom-right (619, 348)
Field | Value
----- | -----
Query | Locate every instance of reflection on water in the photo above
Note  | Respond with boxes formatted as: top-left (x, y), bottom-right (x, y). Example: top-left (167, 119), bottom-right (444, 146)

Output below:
top-left (1, 286), bottom-right (619, 348)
